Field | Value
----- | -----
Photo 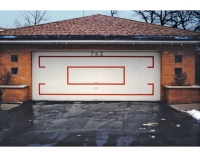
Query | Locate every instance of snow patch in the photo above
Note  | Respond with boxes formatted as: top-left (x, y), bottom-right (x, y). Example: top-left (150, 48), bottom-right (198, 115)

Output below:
top-left (149, 135), bottom-right (155, 138)
top-left (182, 109), bottom-right (200, 120)
top-left (143, 122), bottom-right (158, 126)
top-left (150, 130), bottom-right (155, 132)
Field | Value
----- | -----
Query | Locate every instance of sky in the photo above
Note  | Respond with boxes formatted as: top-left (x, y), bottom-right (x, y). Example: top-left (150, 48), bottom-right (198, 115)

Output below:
top-left (0, 10), bottom-right (137, 28)
top-left (0, 0), bottom-right (198, 29)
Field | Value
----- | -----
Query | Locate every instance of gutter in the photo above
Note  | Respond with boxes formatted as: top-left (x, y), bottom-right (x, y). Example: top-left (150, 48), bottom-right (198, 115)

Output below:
top-left (0, 40), bottom-right (200, 44)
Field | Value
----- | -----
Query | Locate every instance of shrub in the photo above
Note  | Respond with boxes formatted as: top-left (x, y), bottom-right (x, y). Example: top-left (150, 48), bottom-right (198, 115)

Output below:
top-left (0, 69), bottom-right (13, 85)
top-left (174, 72), bottom-right (188, 86)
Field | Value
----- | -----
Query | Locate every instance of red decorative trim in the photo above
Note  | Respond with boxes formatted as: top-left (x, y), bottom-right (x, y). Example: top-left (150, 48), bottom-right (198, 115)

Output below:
top-left (147, 83), bottom-right (154, 95)
top-left (38, 55), bottom-right (155, 96)
top-left (39, 56), bottom-right (45, 68)
top-left (39, 56), bottom-right (154, 68)
top-left (147, 57), bottom-right (154, 68)
top-left (38, 83), bottom-right (45, 95)
top-left (67, 66), bottom-right (125, 85)
top-left (38, 83), bottom-right (154, 96)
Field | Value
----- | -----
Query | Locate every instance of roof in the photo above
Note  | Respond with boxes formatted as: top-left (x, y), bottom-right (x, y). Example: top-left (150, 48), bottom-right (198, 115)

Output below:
top-left (0, 14), bottom-right (199, 37)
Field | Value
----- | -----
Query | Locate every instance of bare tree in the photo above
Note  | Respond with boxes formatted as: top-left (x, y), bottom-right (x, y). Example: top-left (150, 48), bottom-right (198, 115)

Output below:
top-left (133, 10), bottom-right (200, 31)
top-left (134, 10), bottom-right (177, 26)
top-left (14, 10), bottom-right (51, 28)
top-left (194, 23), bottom-right (200, 32)
top-left (193, 11), bottom-right (200, 32)
top-left (14, 19), bottom-right (26, 28)
top-left (170, 11), bottom-right (196, 30)
top-left (110, 10), bottom-right (120, 17)
top-left (134, 10), bottom-right (157, 24)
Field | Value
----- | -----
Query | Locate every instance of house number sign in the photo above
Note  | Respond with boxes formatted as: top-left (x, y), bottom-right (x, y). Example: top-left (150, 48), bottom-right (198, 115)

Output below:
top-left (91, 52), bottom-right (103, 56)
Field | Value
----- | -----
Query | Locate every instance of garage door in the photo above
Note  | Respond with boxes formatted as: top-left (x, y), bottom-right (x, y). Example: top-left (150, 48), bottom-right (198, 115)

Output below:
top-left (32, 51), bottom-right (160, 101)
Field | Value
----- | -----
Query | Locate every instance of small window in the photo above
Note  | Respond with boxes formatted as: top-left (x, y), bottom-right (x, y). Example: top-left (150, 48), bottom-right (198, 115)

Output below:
top-left (175, 55), bottom-right (182, 62)
top-left (175, 68), bottom-right (182, 75)
top-left (11, 68), bottom-right (18, 75)
top-left (11, 55), bottom-right (18, 62)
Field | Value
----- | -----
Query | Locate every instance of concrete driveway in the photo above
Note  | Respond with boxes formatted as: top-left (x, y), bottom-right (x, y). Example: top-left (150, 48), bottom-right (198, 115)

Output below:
top-left (0, 101), bottom-right (200, 146)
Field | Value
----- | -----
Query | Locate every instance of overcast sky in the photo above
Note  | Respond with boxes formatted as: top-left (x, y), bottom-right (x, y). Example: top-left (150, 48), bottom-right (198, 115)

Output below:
top-left (0, 10), bottom-right (138, 28)
top-left (0, 0), bottom-right (197, 28)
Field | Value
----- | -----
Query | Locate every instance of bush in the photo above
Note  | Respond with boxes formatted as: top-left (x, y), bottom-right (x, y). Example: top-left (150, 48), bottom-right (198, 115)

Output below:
top-left (174, 72), bottom-right (188, 86)
top-left (0, 69), bottom-right (13, 85)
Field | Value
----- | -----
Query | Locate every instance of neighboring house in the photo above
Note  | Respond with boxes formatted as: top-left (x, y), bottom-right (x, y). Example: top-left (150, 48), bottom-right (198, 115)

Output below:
top-left (0, 14), bottom-right (200, 103)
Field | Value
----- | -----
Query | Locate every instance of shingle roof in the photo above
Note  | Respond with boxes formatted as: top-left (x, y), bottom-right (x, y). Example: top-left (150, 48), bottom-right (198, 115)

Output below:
top-left (0, 14), bottom-right (199, 36)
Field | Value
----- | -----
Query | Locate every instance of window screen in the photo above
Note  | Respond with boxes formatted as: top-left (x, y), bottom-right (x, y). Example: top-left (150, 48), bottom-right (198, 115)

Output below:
top-left (11, 55), bottom-right (18, 62)
top-left (175, 68), bottom-right (182, 75)
top-left (175, 55), bottom-right (182, 62)
top-left (11, 68), bottom-right (18, 75)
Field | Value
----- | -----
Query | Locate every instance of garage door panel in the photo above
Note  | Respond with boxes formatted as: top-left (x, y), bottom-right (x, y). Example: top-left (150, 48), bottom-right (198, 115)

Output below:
top-left (33, 51), bottom-right (160, 101)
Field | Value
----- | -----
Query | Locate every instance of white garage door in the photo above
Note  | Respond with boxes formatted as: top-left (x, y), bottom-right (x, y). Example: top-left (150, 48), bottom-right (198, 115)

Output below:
top-left (32, 51), bottom-right (160, 101)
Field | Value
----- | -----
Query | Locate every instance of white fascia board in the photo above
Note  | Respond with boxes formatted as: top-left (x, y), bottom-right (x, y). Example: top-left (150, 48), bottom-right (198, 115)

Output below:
top-left (0, 40), bottom-right (200, 44)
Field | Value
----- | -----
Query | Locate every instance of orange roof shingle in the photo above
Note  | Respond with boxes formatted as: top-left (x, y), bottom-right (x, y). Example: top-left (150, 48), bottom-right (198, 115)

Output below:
top-left (0, 14), bottom-right (199, 36)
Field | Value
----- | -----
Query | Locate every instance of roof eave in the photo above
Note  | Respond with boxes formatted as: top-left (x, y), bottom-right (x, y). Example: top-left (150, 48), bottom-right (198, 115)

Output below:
top-left (0, 35), bottom-right (199, 44)
top-left (0, 40), bottom-right (200, 44)
top-left (0, 34), bottom-right (200, 40)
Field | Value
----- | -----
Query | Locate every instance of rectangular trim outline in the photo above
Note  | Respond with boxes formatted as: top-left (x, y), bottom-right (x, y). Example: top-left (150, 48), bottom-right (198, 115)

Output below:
top-left (39, 56), bottom-right (154, 68)
top-left (37, 55), bottom-right (155, 96)
top-left (67, 66), bottom-right (125, 85)
top-left (38, 83), bottom-right (154, 96)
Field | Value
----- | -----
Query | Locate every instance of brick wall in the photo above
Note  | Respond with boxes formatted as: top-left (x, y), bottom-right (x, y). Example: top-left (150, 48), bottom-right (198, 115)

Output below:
top-left (0, 48), bottom-right (32, 100)
top-left (160, 45), bottom-right (196, 100)
top-left (165, 87), bottom-right (200, 104)
top-left (0, 43), bottom-right (197, 102)
top-left (1, 87), bottom-right (28, 102)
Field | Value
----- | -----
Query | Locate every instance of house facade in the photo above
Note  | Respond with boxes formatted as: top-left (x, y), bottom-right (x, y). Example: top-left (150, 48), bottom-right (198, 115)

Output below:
top-left (0, 14), bottom-right (200, 102)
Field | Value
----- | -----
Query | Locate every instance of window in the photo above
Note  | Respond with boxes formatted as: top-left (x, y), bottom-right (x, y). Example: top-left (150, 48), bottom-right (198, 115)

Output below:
top-left (11, 55), bottom-right (18, 62)
top-left (174, 68), bottom-right (182, 75)
top-left (11, 68), bottom-right (18, 75)
top-left (175, 55), bottom-right (182, 62)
